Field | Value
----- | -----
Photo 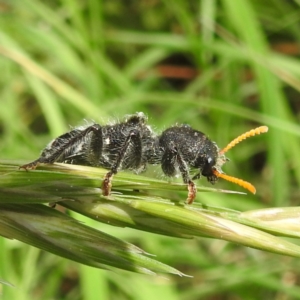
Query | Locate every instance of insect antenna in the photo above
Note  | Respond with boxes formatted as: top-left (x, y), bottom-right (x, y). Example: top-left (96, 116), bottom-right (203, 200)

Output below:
top-left (219, 126), bottom-right (268, 155)
top-left (213, 169), bottom-right (257, 194)
top-left (214, 126), bottom-right (269, 194)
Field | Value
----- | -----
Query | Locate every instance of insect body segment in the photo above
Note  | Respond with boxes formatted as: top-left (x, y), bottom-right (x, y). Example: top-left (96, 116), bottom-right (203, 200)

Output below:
top-left (158, 125), bottom-right (220, 203)
top-left (20, 113), bottom-right (268, 204)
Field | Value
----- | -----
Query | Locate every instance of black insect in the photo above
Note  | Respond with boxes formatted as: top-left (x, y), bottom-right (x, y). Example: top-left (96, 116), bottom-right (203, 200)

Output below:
top-left (20, 112), bottom-right (268, 204)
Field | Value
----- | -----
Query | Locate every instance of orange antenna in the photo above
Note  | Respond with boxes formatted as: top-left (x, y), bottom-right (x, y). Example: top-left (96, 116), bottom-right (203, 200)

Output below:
top-left (213, 170), bottom-right (256, 194)
top-left (220, 126), bottom-right (268, 155)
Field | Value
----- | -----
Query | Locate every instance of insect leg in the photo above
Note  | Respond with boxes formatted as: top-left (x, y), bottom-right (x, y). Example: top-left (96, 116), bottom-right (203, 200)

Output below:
top-left (102, 129), bottom-right (142, 196)
top-left (176, 153), bottom-right (197, 205)
top-left (20, 124), bottom-right (102, 170)
top-left (161, 142), bottom-right (196, 204)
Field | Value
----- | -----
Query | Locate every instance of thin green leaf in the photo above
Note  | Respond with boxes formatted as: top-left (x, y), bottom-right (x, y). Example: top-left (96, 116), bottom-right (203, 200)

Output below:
top-left (0, 203), bottom-right (186, 276)
top-left (1, 160), bottom-right (300, 263)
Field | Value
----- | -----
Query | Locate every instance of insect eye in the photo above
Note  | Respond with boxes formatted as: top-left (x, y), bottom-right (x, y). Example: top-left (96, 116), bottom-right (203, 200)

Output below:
top-left (201, 155), bottom-right (216, 177)
top-left (206, 156), bottom-right (215, 168)
top-left (207, 156), bottom-right (214, 165)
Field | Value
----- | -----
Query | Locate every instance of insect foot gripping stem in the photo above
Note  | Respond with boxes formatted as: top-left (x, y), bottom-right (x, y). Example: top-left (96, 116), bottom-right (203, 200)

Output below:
top-left (102, 171), bottom-right (114, 196)
top-left (186, 180), bottom-right (197, 204)
top-left (19, 160), bottom-right (40, 170)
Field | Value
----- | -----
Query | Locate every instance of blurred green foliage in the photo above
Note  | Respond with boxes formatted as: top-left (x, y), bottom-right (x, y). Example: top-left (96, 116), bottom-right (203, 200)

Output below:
top-left (1, 0), bottom-right (300, 299)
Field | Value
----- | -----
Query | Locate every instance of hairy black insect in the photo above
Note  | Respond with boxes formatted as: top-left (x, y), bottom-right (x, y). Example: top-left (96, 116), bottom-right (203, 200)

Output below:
top-left (20, 112), bottom-right (268, 204)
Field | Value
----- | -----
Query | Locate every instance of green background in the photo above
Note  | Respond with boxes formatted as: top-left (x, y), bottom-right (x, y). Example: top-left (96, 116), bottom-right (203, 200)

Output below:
top-left (1, 0), bottom-right (300, 299)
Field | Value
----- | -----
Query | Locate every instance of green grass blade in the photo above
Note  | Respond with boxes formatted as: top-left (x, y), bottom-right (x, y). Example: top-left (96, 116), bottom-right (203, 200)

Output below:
top-left (0, 203), bottom-right (185, 276)
top-left (2, 160), bottom-right (300, 263)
